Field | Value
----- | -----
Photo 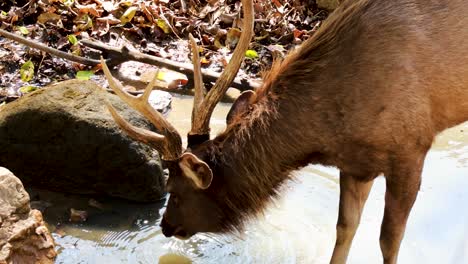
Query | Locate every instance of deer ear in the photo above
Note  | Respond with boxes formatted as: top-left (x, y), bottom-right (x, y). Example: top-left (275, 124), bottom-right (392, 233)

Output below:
top-left (179, 153), bottom-right (213, 189)
top-left (226, 90), bottom-right (257, 125)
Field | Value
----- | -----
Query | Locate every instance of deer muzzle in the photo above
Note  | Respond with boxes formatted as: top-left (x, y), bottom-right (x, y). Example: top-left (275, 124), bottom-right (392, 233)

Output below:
top-left (160, 217), bottom-right (190, 240)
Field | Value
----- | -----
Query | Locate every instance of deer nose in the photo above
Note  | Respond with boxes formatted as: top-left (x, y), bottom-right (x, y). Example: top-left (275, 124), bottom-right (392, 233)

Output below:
top-left (160, 217), bottom-right (175, 237)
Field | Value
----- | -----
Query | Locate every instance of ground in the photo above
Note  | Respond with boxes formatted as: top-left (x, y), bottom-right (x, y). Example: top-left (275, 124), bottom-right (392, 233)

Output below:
top-left (0, 0), bottom-right (328, 102)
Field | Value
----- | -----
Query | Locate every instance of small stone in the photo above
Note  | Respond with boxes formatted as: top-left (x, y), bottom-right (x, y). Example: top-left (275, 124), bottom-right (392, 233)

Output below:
top-left (69, 208), bottom-right (88, 223)
top-left (88, 199), bottom-right (104, 210)
top-left (159, 253), bottom-right (192, 264)
top-left (54, 228), bottom-right (66, 238)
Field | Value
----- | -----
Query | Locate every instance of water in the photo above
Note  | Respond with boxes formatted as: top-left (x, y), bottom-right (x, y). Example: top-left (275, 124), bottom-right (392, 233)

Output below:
top-left (43, 94), bottom-right (467, 264)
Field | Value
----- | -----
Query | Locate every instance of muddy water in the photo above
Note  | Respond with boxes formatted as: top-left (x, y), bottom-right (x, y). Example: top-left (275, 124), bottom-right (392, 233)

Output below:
top-left (46, 94), bottom-right (467, 264)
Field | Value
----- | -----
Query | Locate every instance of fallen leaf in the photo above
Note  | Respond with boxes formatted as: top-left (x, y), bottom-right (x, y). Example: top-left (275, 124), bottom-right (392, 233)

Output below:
top-left (156, 19), bottom-right (171, 34)
top-left (75, 14), bottom-right (93, 31)
top-left (293, 29), bottom-right (304, 39)
top-left (71, 45), bottom-right (81, 56)
top-left (120, 6), bottom-right (138, 24)
top-left (226, 28), bottom-right (241, 49)
top-left (61, 0), bottom-right (74, 7)
top-left (37, 12), bottom-right (62, 24)
top-left (156, 70), bottom-right (166, 81)
top-left (96, 15), bottom-right (121, 25)
top-left (201, 57), bottom-right (211, 65)
top-left (267, 44), bottom-right (286, 53)
top-left (76, 3), bottom-right (102, 17)
top-left (272, 0), bottom-right (285, 13)
top-left (20, 60), bottom-right (34, 82)
top-left (76, 70), bottom-right (94, 80)
top-left (101, 1), bottom-right (115, 12)
top-left (245, 50), bottom-right (258, 59)
top-left (18, 26), bottom-right (29, 35)
top-left (68, 34), bottom-right (78, 45)
top-left (19, 85), bottom-right (38, 93)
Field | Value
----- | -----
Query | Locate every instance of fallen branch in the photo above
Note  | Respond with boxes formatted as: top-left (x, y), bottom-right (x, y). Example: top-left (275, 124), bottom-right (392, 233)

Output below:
top-left (0, 28), bottom-right (100, 66)
top-left (80, 39), bottom-right (258, 91)
top-left (0, 28), bottom-right (258, 92)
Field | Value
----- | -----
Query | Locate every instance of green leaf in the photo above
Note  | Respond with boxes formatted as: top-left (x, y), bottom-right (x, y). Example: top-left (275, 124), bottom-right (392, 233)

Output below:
top-left (76, 70), bottom-right (94, 80)
top-left (156, 19), bottom-right (171, 34)
top-left (19, 85), bottom-right (39, 94)
top-left (245, 49), bottom-right (258, 59)
top-left (20, 60), bottom-right (35, 82)
top-left (76, 14), bottom-right (93, 31)
top-left (156, 70), bottom-right (167, 81)
top-left (18, 26), bottom-right (29, 35)
top-left (120, 6), bottom-right (138, 24)
top-left (62, 0), bottom-right (74, 7)
top-left (68, 34), bottom-right (78, 45)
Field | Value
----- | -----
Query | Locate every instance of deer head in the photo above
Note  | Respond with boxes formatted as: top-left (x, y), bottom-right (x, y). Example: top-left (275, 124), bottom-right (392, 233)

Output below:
top-left (102, 0), bottom-right (254, 239)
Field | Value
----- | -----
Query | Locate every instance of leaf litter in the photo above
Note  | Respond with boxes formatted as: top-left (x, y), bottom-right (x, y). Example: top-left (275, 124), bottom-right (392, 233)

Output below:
top-left (0, 0), bottom-right (328, 99)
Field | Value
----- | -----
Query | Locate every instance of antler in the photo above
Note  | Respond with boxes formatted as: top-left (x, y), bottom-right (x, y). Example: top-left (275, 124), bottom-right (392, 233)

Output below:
top-left (101, 58), bottom-right (183, 160)
top-left (102, 0), bottom-right (253, 157)
top-left (188, 0), bottom-right (254, 147)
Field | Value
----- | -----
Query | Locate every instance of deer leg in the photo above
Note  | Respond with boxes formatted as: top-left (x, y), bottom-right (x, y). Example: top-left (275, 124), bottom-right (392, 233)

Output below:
top-left (379, 154), bottom-right (425, 264)
top-left (330, 172), bottom-right (374, 264)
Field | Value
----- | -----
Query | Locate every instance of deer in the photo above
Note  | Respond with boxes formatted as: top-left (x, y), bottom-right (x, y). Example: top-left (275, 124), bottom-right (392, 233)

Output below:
top-left (101, 0), bottom-right (468, 263)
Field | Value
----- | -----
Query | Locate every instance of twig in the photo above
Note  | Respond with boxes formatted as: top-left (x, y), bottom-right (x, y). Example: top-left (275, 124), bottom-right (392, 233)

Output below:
top-left (0, 28), bottom-right (100, 66)
top-left (0, 28), bottom-right (258, 91)
top-left (158, 4), bottom-right (181, 39)
top-left (80, 39), bottom-right (258, 91)
top-left (180, 0), bottom-right (187, 13)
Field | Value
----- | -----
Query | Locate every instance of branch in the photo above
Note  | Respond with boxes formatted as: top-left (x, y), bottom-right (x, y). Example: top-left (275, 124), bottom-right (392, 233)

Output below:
top-left (0, 28), bottom-right (259, 91)
top-left (0, 28), bottom-right (100, 66)
top-left (80, 39), bottom-right (258, 91)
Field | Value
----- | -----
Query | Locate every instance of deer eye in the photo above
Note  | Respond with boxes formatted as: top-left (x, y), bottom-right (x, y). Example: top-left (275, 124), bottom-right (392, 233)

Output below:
top-left (170, 193), bottom-right (179, 206)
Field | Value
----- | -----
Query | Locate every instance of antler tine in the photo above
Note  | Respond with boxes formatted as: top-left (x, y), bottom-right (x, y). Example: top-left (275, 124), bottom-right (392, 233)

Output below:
top-left (189, 0), bottom-right (254, 140)
top-left (189, 33), bottom-right (206, 117)
top-left (101, 58), bottom-right (183, 160)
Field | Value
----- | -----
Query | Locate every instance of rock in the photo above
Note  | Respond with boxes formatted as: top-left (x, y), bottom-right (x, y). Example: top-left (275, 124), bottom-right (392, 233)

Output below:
top-left (0, 80), bottom-right (168, 202)
top-left (69, 208), bottom-right (88, 223)
top-left (316, 0), bottom-right (341, 10)
top-left (159, 253), bottom-right (192, 264)
top-left (0, 167), bottom-right (56, 264)
top-left (88, 199), bottom-right (104, 210)
top-left (149, 90), bottom-right (172, 115)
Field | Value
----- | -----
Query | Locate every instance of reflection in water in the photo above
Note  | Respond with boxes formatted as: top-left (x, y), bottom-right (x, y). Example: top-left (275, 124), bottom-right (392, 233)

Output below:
top-left (47, 95), bottom-right (467, 264)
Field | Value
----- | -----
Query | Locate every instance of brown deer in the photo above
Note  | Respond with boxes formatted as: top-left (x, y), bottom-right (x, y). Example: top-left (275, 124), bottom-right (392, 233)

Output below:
top-left (101, 0), bottom-right (468, 263)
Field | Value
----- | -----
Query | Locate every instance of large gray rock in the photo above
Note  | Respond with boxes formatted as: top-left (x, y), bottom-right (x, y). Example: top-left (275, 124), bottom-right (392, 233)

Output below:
top-left (0, 167), bottom-right (56, 264)
top-left (0, 80), bottom-right (168, 202)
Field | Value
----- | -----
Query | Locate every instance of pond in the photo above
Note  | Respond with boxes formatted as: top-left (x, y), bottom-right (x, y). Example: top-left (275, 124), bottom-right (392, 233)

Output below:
top-left (38, 94), bottom-right (468, 264)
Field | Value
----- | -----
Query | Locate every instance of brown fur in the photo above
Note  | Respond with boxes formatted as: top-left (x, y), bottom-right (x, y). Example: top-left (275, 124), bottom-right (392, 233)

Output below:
top-left (161, 0), bottom-right (468, 262)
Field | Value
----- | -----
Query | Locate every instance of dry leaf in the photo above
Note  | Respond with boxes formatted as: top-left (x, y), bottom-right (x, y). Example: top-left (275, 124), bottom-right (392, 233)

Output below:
top-left (37, 12), bottom-right (61, 24)
top-left (226, 27), bottom-right (241, 49)
top-left (120, 6), bottom-right (138, 24)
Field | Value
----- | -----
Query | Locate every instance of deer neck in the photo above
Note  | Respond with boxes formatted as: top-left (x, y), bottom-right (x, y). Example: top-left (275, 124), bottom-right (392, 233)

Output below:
top-left (209, 96), bottom-right (314, 230)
